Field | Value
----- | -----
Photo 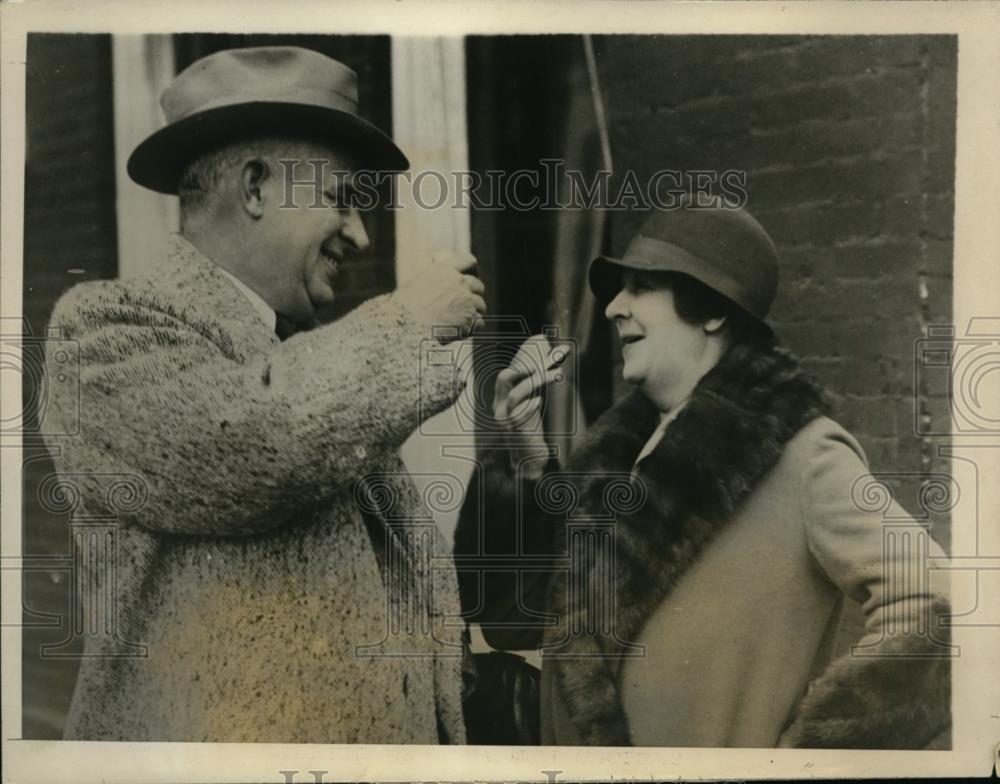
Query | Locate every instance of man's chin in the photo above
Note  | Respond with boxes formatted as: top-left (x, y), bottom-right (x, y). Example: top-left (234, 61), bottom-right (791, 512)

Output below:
top-left (307, 286), bottom-right (336, 311)
top-left (308, 293), bottom-right (344, 324)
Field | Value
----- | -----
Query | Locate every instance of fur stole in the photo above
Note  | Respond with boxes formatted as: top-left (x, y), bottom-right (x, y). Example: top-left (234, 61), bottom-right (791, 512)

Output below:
top-left (541, 340), bottom-right (832, 745)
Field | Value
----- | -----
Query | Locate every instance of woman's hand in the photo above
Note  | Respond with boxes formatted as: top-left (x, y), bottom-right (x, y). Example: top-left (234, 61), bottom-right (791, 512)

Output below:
top-left (493, 334), bottom-right (567, 472)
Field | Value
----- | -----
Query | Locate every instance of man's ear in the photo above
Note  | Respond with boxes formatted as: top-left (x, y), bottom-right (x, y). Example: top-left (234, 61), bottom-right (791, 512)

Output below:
top-left (703, 315), bottom-right (727, 335)
top-left (239, 158), bottom-right (270, 218)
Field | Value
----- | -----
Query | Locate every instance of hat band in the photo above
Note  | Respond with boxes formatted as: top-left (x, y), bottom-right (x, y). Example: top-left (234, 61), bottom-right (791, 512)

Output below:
top-left (622, 236), bottom-right (766, 319)
top-left (165, 87), bottom-right (358, 123)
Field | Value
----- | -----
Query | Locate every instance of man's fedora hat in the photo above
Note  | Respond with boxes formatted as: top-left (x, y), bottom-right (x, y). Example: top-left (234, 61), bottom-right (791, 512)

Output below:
top-left (589, 197), bottom-right (779, 331)
top-left (128, 46), bottom-right (409, 194)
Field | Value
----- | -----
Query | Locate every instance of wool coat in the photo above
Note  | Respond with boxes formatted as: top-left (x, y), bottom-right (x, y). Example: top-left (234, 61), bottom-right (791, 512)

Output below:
top-left (42, 235), bottom-right (467, 744)
top-left (456, 342), bottom-right (951, 748)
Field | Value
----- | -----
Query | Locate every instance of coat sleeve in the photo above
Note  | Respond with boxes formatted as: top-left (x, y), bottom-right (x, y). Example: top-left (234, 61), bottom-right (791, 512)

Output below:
top-left (454, 446), bottom-right (561, 651)
top-left (779, 431), bottom-right (951, 749)
top-left (42, 284), bottom-right (459, 536)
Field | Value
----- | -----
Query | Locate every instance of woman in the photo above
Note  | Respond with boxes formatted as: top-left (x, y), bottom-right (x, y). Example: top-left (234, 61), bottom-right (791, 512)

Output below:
top-left (456, 201), bottom-right (951, 748)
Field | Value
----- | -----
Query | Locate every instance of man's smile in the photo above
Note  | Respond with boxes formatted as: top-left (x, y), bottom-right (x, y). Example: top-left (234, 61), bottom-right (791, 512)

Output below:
top-left (319, 247), bottom-right (341, 278)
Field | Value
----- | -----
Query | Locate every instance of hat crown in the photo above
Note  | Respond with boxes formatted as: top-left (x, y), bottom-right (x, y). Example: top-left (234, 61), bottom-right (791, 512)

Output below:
top-left (629, 200), bottom-right (779, 319)
top-left (161, 46), bottom-right (359, 122)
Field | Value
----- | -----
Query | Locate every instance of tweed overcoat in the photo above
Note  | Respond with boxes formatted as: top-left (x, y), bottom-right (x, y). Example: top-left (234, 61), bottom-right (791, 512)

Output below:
top-left (457, 343), bottom-right (951, 748)
top-left (42, 235), bottom-right (467, 743)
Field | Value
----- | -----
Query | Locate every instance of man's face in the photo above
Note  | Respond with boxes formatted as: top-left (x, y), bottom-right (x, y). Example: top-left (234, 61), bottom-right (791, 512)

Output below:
top-left (254, 142), bottom-right (370, 320)
top-left (604, 269), bottom-right (710, 412)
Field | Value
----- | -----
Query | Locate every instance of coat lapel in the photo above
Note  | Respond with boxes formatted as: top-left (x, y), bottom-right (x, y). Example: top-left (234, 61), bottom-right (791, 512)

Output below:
top-left (544, 341), bottom-right (831, 745)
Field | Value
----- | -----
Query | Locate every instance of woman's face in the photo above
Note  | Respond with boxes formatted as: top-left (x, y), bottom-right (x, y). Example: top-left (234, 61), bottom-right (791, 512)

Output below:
top-left (604, 270), bottom-right (713, 412)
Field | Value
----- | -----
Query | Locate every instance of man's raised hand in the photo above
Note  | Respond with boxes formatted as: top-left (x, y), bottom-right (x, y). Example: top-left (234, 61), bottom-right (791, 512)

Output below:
top-left (394, 251), bottom-right (486, 342)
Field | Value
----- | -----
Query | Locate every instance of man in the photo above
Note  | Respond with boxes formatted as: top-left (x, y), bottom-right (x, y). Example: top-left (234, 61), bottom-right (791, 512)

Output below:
top-left (457, 200), bottom-right (951, 748)
top-left (42, 46), bottom-right (484, 743)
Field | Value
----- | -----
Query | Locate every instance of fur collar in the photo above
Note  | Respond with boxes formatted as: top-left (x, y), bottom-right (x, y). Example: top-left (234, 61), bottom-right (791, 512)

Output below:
top-left (542, 340), bottom-right (830, 745)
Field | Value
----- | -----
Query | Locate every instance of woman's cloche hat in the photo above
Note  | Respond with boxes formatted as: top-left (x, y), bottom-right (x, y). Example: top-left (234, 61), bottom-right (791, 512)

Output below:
top-left (589, 197), bottom-right (780, 332)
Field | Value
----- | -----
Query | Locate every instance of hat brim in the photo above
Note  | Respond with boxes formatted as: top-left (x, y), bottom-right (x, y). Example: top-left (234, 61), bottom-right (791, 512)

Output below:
top-left (588, 255), bottom-right (774, 337)
top-left (127, 102), bottom-right (409, 195)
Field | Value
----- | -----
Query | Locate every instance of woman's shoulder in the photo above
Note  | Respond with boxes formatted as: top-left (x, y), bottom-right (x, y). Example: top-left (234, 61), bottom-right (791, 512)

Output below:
top-left (755, 416), bottom-right (875, 513)
top-left (782, 415), bottom-right (868, 472)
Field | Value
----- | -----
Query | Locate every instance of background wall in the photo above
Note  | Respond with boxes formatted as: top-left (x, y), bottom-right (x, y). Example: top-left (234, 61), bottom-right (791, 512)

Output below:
top-left (24, 34), bottom-right (119, 348)
top-left (22, 33), bottom-right (119, 740)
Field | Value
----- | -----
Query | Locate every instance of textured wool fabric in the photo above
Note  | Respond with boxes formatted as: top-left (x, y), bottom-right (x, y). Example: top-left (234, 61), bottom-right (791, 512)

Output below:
top-left (42, 235), bottom-right (467, 743)
top-left (458, 342), bottom-right (951, 748)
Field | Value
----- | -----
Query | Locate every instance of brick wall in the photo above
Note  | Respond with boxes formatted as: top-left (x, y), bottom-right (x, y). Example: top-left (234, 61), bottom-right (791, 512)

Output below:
top-left (22, 33), bottom-right (119, 739)
top-left (598, 34), bottom-right (956, 541)
top-left (24, 33), bottom-right (119, 343)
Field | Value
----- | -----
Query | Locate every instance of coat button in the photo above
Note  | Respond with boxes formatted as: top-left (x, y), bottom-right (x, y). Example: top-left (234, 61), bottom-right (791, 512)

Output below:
top-left (355, 445), bottom-right (367, 460)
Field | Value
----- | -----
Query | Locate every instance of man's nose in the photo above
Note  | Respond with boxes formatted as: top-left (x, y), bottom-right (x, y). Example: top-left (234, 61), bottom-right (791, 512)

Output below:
top-left (605, 288), bottom-right (630, 321)
top-left (341, 209), bottom-right (370, 253)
